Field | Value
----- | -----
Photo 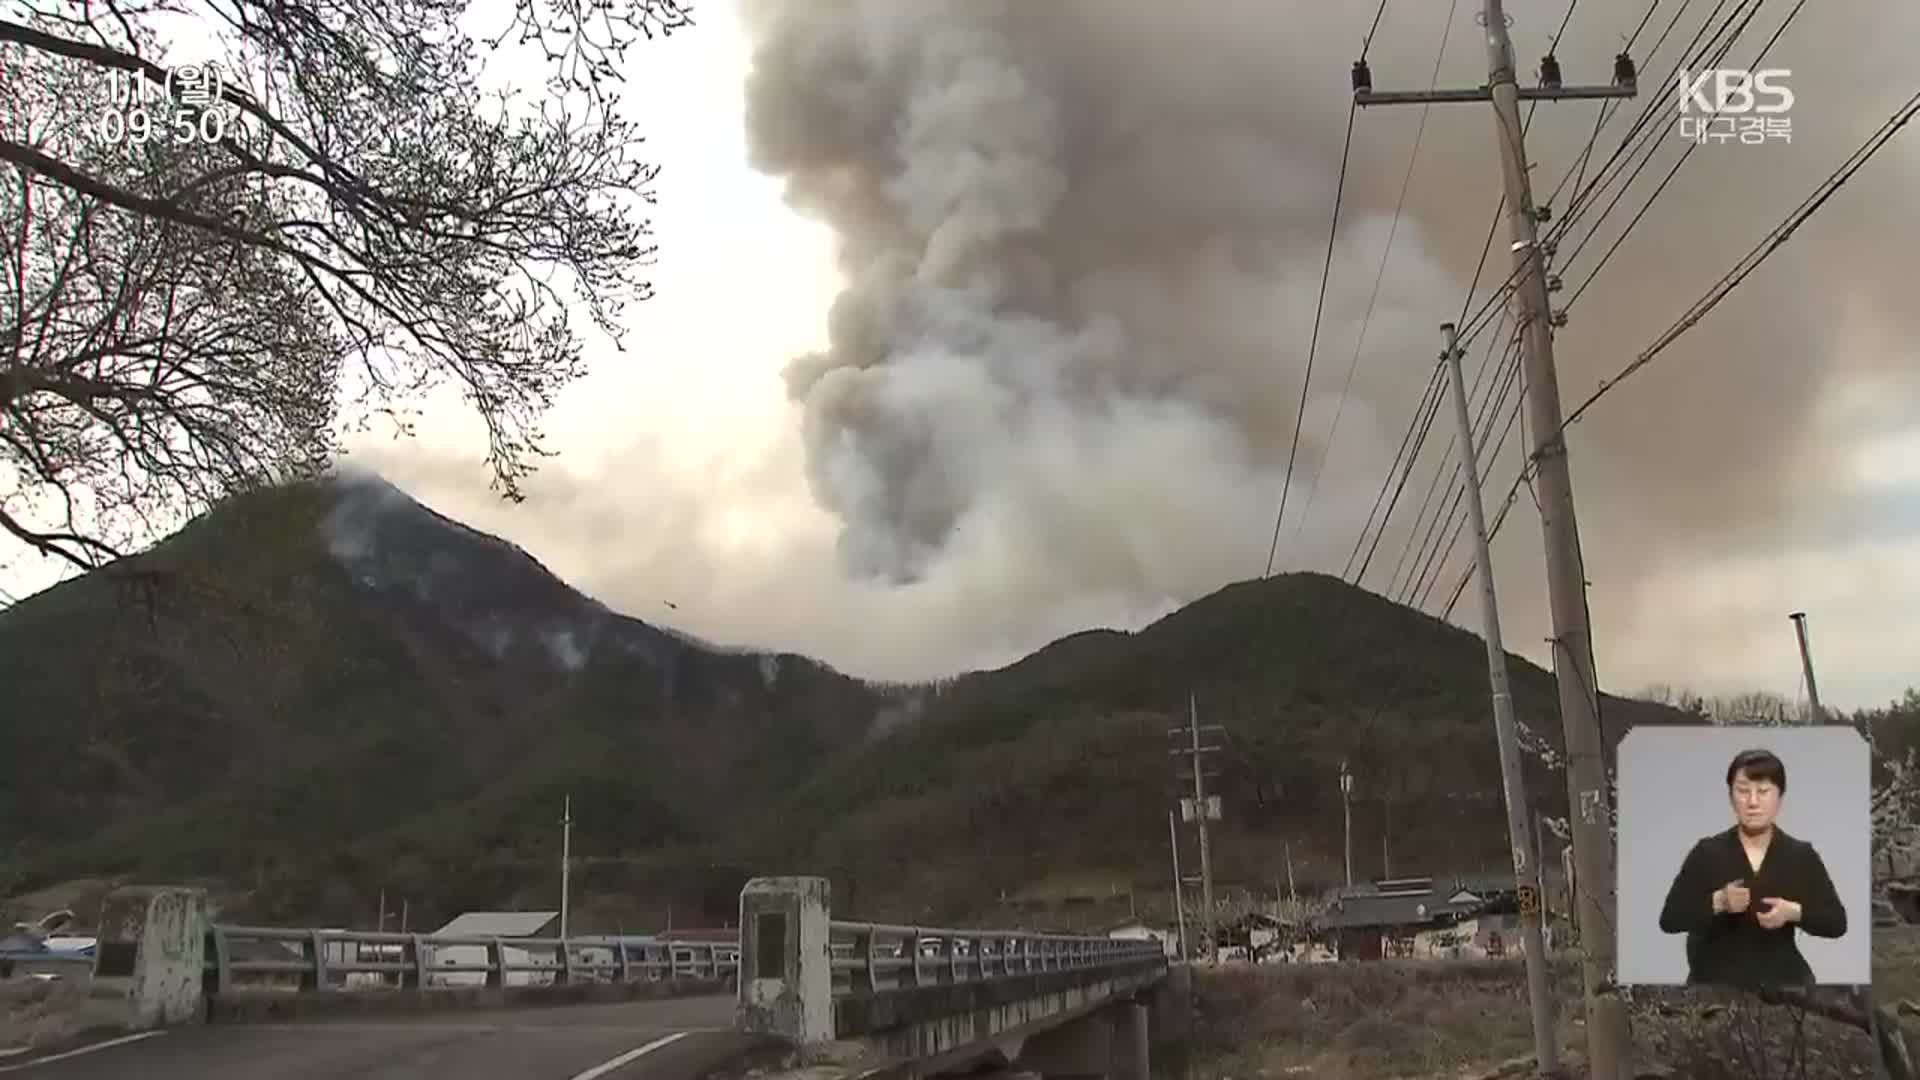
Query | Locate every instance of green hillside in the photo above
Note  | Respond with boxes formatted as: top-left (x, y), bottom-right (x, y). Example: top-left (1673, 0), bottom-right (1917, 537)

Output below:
top-left (0, 476), bottom-right (881, 927)
top-left (741, 574), bottom-right (1688, 923)
top-left (0, 474), bottom-right (1694, 931)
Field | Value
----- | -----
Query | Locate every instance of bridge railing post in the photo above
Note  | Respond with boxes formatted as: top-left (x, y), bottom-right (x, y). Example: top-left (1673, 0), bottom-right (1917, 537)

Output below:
top-left (205, 924), bottom-right (231, 995)
top-left (736, 876), bottom-right (832, 1043)
top-left (486, 939), bottom-right (506, 988)
top-left (303, 929), bottom-right (328, 991)
top-left (85, 885), bottom-right (208, 1032)
top-left (403, 934), bottom-right (425, 989)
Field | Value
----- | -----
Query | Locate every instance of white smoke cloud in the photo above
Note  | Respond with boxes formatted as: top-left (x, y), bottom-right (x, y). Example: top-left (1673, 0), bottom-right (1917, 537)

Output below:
top-left (341, 0), bottom-right (1920, 710)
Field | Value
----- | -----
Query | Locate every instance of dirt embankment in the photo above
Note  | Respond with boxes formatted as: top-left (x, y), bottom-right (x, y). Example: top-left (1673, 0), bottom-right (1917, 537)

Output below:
top-left (0, 978), bottom-right (89, 1057)
top-left (1188, 948), bottom-right (1903, 1080)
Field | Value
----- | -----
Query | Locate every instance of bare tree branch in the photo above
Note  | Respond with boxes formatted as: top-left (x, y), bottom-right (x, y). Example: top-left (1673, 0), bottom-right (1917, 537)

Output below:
top-left (0, 0), bottom-right (685, 577)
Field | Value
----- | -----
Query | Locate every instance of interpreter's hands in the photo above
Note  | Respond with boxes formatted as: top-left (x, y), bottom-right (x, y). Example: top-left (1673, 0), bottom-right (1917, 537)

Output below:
top-left (1716, 881), bottom-right (1752, 915)
top-left (1756, 898), bottom-right (1801, 930)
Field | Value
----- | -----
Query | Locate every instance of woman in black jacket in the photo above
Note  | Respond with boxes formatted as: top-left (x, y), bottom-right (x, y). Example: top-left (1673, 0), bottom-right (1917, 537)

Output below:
top-left (1657, 748), bottom-right (1848, 987)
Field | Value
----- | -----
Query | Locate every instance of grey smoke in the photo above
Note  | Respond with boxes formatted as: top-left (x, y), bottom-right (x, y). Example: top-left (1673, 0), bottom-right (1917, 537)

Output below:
top-left (727, 0), bottom-right (1919, 694)
top-left (345, 1), bottom-right (1920, 709)
top-left (745, 0), bottom-right (1448, 585)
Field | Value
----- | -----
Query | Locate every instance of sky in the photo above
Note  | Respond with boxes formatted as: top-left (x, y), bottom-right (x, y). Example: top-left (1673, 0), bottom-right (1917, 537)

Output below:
top-left (4, 0), bottom-right (1918, 712)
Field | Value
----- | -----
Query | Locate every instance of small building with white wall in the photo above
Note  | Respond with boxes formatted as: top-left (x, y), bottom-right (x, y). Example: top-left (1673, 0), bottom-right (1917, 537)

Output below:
top-left (423, 910), bottom-right (560, 987)
top-left (1105, 920), bottom-right (1180, 958)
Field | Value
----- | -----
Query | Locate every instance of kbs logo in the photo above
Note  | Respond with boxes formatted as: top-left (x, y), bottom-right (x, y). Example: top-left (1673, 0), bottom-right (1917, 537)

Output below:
top-left (1675, 69), bottom-right (1792, 146)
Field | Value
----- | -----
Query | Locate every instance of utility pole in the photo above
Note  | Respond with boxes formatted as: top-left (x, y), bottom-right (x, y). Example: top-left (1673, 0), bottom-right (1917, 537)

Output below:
top-left (1284, 843), bottom-right (1297, 904)
top-left (1441, 320), bottom-right (1558, 1076)
top-left (1168, 810), bottom-right (1189, 961)
top-left (1170, 696), bottom-right (1222, 964)
top-left (1340, 758), bottom-right (1354, 887)
top-left (1789, 612), bottom-right (1825, 723)
top-left (1353, 7), bottom-right (1638, 1077)
top-left (1381, 792), bottom-right (1391, 878)
top-left (560, 794), bottom-right (573, 940)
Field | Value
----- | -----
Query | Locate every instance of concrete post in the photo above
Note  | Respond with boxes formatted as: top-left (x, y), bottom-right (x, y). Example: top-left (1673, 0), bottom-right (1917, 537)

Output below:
top-left (736, 876), bottom-right (832, 1043)
top-left (84, 886), bottom-right (208, 1031)
top-left (1115, 1002), bottom-right (1151, 1080)
top-left (1019, 1009), bottom-right (1115, 1079)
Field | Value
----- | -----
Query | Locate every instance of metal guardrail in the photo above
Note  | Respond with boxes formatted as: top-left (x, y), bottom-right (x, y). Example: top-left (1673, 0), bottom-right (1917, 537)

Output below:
top-left (824, 921), bottom-right (1165, 996)
top-left (204, 925), bottom-right (739, 993)
top-left (0, 950), bottom-right (95, 980)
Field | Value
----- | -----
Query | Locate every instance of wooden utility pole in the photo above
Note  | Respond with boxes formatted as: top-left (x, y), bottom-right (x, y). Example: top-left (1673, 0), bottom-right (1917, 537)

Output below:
top-left (1381, 793), bottom-right (1391, 878)
top-left (559, 794), bottom-right (573, 939)
top-left (1340, 758), bottom-right (1354, 887)
top-left (1789, 612), bottom-right (1826, 723)
top-left (1354, 7), bottom-right (1638, 1076)
top-left (1168, 811), bottom-right (1189, 960)
top-left (1803, 612), bottom-right (1908, 1080)
top-left (1170, 696), bottom-right (1222, 963)
top-left (1441, 320), bottom-right (1557, 1075)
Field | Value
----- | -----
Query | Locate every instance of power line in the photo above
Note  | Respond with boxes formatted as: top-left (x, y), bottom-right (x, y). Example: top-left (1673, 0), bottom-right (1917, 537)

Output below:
top-left (1417, 354), bottom-right (1526, 610)
top-left (1557, 0), bottom-right (1773, 280)
top-left (1562, 0), bottom-right (1806, 308)
top-left (1342, 362), bottom-right (1445, 582)
top-left (1441, 86), bottom-right (1920, 614)
top-left (1560, 88), bottom-right (1920, 436)
top-left (1626, 0), bottom-right (1663, 51)
top-left (1413, 337), bottom-right (1523, 606)
top-left (1341, 192), bottom-right (1500, 588)
top-left (1289, 0), bottom-right (1463, 558)
top-left (1349, 363), bottom-right (1446, 586)
top-left (1263, 98), bottom-right (1358, 578)
top-left (1361, 0), bottom-right (1393, 60)
top-left (1403, 332), bottom-right (1522, 606)
top-left (1387, 320), bottom-right (1514, 599)
top-left (1551, 0), bottom-right (1735, 244)
top-left (1550, 0), bottom-right (1581, 53)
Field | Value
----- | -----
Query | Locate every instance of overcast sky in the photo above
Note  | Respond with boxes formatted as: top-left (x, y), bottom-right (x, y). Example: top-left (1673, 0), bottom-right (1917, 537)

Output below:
top-left (5, 1), bottom-right (1917, 712)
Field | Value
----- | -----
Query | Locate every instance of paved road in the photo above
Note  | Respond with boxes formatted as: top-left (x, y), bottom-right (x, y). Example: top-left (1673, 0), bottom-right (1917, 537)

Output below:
top-left (0, 996), bottom-right (763, 1079)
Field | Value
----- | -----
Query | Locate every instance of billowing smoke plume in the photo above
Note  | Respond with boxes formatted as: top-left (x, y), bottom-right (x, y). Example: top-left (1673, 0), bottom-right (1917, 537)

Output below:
top-left (741, 0), bottom-right (1456, 590)
top-left (340, 0), bottom-right (1920, 709)
top-left (719, 0), bottom-right (1920, 699)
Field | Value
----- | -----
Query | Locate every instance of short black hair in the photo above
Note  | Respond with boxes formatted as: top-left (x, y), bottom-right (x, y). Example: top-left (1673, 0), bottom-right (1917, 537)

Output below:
top-left (1726, 748), bottom-right (1786, 792)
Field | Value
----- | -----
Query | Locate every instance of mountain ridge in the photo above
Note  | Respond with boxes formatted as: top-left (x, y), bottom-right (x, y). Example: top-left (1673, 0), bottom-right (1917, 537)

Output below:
top-left (0, 470), bottom-right (1691, 928)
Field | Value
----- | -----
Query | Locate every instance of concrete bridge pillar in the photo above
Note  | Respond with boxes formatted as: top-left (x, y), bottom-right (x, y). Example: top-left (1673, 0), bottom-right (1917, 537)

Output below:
top-left (83, 885), bottom-right (208, 1031)
top-left (1116, 1001), bottom-right (1151, 1080)
top-left (1016, 1007), bottom-right (1114, 1080)
top-left (735, 876), bottom-right (832, 1044)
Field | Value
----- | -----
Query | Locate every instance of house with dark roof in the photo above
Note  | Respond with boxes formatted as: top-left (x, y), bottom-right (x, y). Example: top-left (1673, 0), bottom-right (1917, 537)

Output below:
top-left (1311, 874), bottom-right (1523, 961)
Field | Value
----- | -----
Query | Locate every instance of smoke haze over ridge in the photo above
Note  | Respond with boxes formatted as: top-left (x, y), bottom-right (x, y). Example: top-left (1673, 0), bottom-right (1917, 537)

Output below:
top-left (706, 0), bottom-right (1919, 701)
top-left (8, 0), bottom-right (1917, 709)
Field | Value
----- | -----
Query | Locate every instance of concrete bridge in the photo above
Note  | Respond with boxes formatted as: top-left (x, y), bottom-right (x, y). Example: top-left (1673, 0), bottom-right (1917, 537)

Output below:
top-left (0, 881), bottom-right (1188, 1078)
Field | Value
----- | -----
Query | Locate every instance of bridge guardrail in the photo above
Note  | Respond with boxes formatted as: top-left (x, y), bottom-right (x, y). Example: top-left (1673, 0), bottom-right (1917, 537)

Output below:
top-left (204, 925), bottom-right (738, 993)
top-left (826, 922), bottom-right (1164, 995)
top-left (739, 877), bottom-right (1170, 1044)
top-left (0, 949), bottom-right (95, 981)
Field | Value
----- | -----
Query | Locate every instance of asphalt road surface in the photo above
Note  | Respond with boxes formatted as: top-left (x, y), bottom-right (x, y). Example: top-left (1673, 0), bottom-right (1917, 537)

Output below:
top-left (0, 995), bottom-right (762, 1079)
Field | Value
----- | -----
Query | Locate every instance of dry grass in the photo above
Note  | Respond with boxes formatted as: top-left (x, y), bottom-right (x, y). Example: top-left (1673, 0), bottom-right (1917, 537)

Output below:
top-left (1191, 956), bottom-right (1587, 1080)
top-left (1874, 925), bottom-right (1920, 1004)
top-left (1191, 949), bottom-right (1907, 1080)
top-left (1873, 924), bottom-right (1920, 1046)
top-left (0, 977), bottom-right (89, 1054)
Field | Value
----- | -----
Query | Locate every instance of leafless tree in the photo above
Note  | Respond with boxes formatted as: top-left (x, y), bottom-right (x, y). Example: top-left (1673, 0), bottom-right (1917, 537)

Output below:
top-left (0, 0), bottom-right (689, 573)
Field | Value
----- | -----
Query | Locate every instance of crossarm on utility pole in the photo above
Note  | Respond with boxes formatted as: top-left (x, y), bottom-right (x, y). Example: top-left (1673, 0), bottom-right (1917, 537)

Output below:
top-left (1356, 84), bottom-right (1635, 107)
